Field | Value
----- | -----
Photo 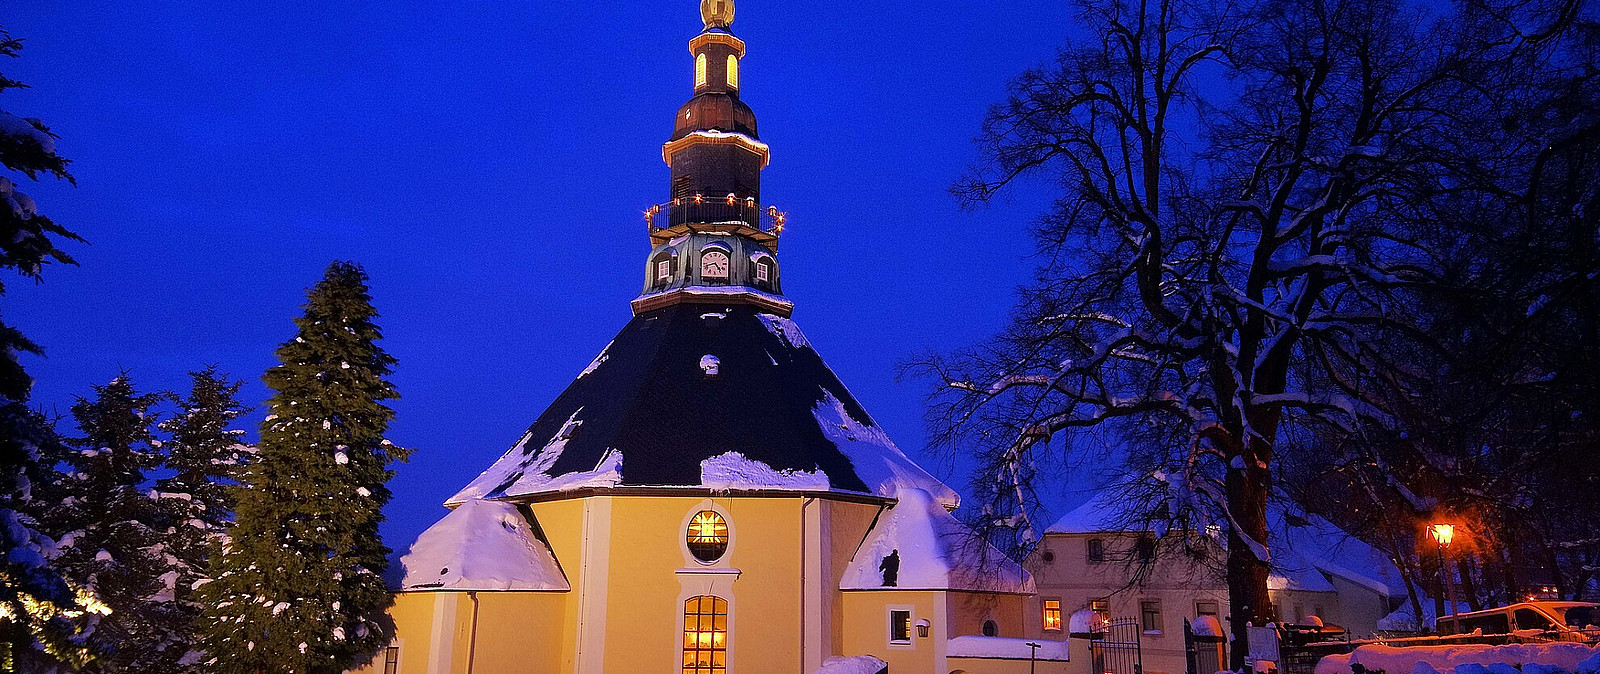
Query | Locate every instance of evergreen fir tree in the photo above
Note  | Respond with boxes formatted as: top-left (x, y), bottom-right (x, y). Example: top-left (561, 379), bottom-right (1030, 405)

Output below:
top-left (200, 261), bottom-right (408, 673)
top-left (0, 25), bottom-right (94, 672)
top-left (154, 367), bottom-right (250, 670)
top-left (49, 377), bottom-right (186, 671)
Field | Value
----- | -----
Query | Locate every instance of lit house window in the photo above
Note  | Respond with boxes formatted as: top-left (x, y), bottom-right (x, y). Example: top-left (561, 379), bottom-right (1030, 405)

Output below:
top-left (687, 510), bottom-right (728, 562)
top-left (1087, 538), bottom-right (1105, 563)
top-left (696, 53), bottom-right (708, 88)
top-left (726, 54), bottom-right (739, 88)
top-left (382, 646), bottom-right (399, 674)
top-left (683, 595), bottom-right (728, 674)
top-left (1043, 599), bottom-right (1062, 631)
top-left (1090, 598), bottom-right (1109, 613)
top-left (888, 609), bottom-right (912, 645)
top-left (1141, 600), bottom-right (1163, 633)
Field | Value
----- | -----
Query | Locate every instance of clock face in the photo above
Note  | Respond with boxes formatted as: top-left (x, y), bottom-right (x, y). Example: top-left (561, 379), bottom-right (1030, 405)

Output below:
top-left (700, 251), bottom-right (730, 278)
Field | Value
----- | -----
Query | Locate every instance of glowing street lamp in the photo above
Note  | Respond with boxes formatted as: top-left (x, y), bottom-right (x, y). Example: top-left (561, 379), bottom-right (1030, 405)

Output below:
top-left (1430, 522), bottom-right (1461, 623)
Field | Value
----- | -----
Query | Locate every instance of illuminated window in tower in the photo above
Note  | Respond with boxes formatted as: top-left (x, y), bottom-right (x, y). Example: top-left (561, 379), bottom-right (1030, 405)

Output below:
top-left (686, 510), bottom-right (728, 562)
top-left (696, 53), bottom-right (708, 88)
top-left (1043, 599), bottom-right (1062, 631)
top-left (726, 54), bottom-right (739, 88)
top-left (682, 595), bottom-right (728, 674)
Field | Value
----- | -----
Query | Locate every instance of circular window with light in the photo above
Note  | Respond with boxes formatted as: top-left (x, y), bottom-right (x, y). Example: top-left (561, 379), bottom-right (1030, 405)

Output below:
top-left (686, 510), bottom-right (729, 563)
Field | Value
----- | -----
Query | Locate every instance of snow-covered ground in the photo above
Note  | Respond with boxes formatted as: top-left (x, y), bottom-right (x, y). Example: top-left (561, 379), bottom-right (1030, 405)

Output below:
top-left (1314, 642), bottom-right (1600, 674)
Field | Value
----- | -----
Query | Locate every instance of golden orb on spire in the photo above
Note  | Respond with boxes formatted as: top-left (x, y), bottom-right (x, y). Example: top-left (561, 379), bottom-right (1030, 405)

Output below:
top-left (701, 0), bottom-right (734, 28)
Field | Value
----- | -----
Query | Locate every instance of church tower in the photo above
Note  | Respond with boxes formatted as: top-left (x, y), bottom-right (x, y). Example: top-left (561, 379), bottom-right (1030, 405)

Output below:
top-left (636, 0), bottom-right (789, 316)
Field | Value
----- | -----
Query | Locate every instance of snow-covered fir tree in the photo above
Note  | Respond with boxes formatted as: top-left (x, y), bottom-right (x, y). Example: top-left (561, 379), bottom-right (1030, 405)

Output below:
top-left (200, 261), bottom-right (409, 673)
top-left (0, 25), bottom-right (97, 673)
top-left (47, 377), bottom-right (188, 671)
top-left (153, 367), bottom-right (250, 670)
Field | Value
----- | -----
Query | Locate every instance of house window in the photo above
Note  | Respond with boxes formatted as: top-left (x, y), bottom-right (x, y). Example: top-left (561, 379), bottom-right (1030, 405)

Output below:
top-left (695, 53), bottom-right (708, 88)
top-left (726, 54), bottom-right (739, 88)
top-left (754, 260), bottom-right (769, 282)
top-left (1196, 601), bottom-right (1219, 617)
top-left (686, 510), bottom-right (728, 562)
top-left (382, 646), bottom-right (399, 674)
top-left (1090, 598), bottom-right (1109, 613)
top-left (982, 620), bottom-right (999, 637)
top-left (1043, 599), bottom-right (1062, 631)
top-left (1141, 600), bottom-right (1162, 633)
top-left (683, 595), bottom-right (728, 674)
top-left (889, 609), bottom-right (912, 645)
top-left (1087, 538), bottom-right (1105, 563)
top-left (1137, 536), bottom-right (1156, 562)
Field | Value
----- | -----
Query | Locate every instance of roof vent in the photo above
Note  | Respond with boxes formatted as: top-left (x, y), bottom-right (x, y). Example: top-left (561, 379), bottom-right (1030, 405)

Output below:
top-left (700, 354), bottom-right (721, 376)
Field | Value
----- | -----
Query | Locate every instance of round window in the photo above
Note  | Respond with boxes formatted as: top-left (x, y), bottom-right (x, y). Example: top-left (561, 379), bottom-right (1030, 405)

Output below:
top-left (686, 510), bottom-right (729, 562)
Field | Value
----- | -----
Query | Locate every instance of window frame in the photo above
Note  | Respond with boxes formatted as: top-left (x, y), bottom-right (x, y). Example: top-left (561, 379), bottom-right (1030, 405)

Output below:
top-left (1196, 601), bottom-right (1219, 618)
top-left (685, 510), bottom-right (729, 563)
top-left (1087, 537), bottom-right (1105, 564)
top-left (726, 54), bottom-right (739, 88)
top-left (1043, 598), bottom-right (1063, 632)
top-left (1141, 599), bottom-right (1163, 634)
top-left (695, 53), bottom-right (708, 88)
top-left (887, 606), bottom-right (914, 647)
top-left (682, 595), bottom-right (729, 674)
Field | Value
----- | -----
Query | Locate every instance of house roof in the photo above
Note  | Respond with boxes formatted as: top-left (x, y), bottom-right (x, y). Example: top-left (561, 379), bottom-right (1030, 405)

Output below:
top-left (399, 499), bottom-right (569, 592)
top-left (447, 303), bottom-right (957, 507)
top-left (840, 488), bottom-right (1034, 594)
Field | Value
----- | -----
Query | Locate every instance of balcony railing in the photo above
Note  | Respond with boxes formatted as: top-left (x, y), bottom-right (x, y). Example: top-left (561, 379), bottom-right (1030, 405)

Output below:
top-left (644, 194), bottom-right (787, 236)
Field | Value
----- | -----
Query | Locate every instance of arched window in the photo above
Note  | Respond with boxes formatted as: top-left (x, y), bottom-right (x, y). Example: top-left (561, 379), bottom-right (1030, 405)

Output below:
top-left (683, 595), bottom-right (728, 674)
top-left (695, 53), bottom-right (708, 88)
top-left (982, 619), bottom-right (998, 637)
top-left (726, 54), bottom-right (739, 88)
top-left (686, 510), bottom-right (728, 562)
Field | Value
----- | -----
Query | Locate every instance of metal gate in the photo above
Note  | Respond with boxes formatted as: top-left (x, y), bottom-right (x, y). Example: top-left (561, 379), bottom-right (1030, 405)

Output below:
top-left (1091, 617), bottom-right (1144, 674)
top-left (1184, 619), bottom-right (1226, 674)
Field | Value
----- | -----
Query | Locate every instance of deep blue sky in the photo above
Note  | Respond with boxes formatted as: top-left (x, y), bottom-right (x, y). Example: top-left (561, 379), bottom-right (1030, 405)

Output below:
top-left (4, 1), bottom-right (1104, 558)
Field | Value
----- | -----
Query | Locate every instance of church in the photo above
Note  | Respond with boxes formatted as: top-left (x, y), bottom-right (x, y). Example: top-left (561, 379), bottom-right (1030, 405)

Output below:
top-left (354, 2), bottom-right (1061, 672)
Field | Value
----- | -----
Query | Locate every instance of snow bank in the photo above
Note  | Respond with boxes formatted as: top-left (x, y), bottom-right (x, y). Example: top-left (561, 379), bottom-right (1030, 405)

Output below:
top-left (840, 488), bottom-right (1033, 594)
top-left (1313, 643), bottom-right (1600, 674)
top-left (700, 451), bottom-right (830, 490)
top-left (400, 499), bottom-right (569, 592)
top-left (946, 635), bottom-right (1070, 661)
top-left (812, 655), bottom-right (887, 674)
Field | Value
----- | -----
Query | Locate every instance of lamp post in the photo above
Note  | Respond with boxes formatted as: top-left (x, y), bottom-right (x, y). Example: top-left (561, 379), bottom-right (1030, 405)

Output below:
top-left (1429, 523), bottom-right (1460, 624)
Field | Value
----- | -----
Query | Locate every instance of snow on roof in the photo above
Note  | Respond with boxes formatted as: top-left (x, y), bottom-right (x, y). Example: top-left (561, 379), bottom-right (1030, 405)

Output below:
top-left (445, 304), bottom-right (956, 506)
top-left (812, 655), bottom-right (887, 674)
top-left (841, 488), bottom-right (1033, 594)
top-left (946, 636), bottom-right (1070, 661)
top-left (400, 499), bottom-right (569, 592)
top-left (1043, 484), bottom-right (1405, 598)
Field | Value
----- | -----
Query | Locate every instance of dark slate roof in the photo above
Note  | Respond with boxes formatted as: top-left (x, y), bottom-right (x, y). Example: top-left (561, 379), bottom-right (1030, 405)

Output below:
top-left (448, 301), bottom-right (955, 506)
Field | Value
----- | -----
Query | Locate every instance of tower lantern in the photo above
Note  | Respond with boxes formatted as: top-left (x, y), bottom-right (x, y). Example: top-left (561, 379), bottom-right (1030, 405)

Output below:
top-left (638, 0), bottom-right (787, 316)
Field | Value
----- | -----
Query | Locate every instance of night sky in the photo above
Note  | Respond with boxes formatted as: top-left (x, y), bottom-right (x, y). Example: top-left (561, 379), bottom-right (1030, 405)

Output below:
top-left (4, 1), bottom-right (1105, 560)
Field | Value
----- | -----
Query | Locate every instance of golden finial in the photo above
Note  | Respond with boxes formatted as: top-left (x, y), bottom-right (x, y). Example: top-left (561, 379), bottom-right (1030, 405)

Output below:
top-left (701, 0), bottom-right (734, 29)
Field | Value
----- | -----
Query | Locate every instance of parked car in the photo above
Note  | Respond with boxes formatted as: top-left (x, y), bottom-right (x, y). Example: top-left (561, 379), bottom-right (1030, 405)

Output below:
top-left (1438, 602), bottom-right (1600, 642)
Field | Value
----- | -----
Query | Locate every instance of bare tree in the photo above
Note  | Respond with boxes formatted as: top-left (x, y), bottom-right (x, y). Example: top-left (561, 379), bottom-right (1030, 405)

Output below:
top-left (917, 0), bottom-right (1584, 662)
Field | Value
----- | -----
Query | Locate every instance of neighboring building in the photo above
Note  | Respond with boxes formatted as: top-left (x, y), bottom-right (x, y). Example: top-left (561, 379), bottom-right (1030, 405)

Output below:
top-left (354, 2), bottom-right (1061, 673)
top-left (1022, 488), bottom-right (1409, 674)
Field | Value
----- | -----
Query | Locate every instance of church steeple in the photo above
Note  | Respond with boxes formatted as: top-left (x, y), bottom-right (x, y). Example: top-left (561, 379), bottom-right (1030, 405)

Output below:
top-left (636, 0), bottom-right (790, 317)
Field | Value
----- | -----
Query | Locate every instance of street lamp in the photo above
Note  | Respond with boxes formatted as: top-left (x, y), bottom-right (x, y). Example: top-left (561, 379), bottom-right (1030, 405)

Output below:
top-left (1429, 523), bottom-right (1460, 624)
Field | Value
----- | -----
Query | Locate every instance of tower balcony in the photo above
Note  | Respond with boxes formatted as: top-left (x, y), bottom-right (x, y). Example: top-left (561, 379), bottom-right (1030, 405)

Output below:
top-left (644, 194), bottom-right (787, 250)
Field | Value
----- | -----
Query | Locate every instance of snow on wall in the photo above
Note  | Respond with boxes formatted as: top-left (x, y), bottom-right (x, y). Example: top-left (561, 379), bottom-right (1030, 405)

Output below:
top-left (400, 499), bottom-right (570, 592)
top-left (840, 488), bottom-right (1033, 594)
top-left (700, 451), bottom-right (830, 490)
top-left (1313, 643), bottom-right (1600, 674)
top-left (812, 655), bottom-right (887, 674)
top-left (946, 635), bottom-right (1070, 661)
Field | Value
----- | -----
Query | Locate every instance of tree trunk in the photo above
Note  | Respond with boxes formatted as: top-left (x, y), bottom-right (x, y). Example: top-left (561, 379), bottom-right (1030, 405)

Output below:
top-left (1226, 449), bottom-right (1274, 671)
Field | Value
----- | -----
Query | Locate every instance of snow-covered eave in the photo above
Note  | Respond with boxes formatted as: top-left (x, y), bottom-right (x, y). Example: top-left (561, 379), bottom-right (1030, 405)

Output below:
top-left (447, 484), bottom-right (897, 508)
top-left (631, 286), bottom-right (793, 317)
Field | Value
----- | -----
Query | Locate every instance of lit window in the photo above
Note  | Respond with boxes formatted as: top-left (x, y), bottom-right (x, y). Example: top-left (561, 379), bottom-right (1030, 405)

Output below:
top-left (686, 510), bottom-right (728, 562)
top-left (1196, 601), bottom-right (1218, 617)
top-left (683, 595), bottom-right (728, 674)
top-left (889, 609), bottom-right (912, 645)
top-left (982, 620), bottom-right (998, 637)
top-left (383, 646), bottom-right (399, 674)
top-left (1087, 538), bottom-right (1104, 563)
top-left (1141, 600), bottom-right (1162, 633)
top-left (1090, 598), bottom-right (1109, 613)
top-left (700, 250), bottom-right (730, 280)
top-left (696, 53), bottom-right (708, 88)
top-left (726, 54), bottom-right (739, 88)
top-left (1043, 599), bottom-right (1062, 631)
